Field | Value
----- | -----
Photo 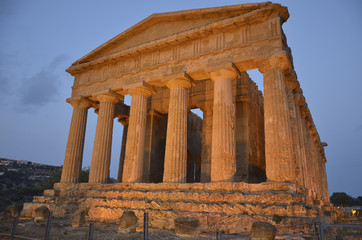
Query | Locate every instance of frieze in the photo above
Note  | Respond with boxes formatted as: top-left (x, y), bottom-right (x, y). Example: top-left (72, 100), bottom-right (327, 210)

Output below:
top-left (73, 19), bottom-right (286, 88)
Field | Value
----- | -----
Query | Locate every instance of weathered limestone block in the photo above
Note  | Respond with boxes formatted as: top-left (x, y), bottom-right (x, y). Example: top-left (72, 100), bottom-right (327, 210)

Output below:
top-left (117, 211), bottom-right (137, 233)
top-left (1, 205), bottom-right (18, 220)
top-left (33, 206), bottom-right (50, 221)
top-left (5, 205), bottom-right (19, 217)
top-left (251, 221), bottom-right (276, 240)
top-left (70, 209), bottom-right (86, 227)
top-left (174, 217), bottom-right (200, 238)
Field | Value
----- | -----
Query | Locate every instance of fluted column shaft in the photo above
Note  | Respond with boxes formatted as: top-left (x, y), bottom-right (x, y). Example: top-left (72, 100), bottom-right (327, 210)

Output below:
top-left (117, 119), bottom-right (128, 182)
top-left (286, 86), bottom-right (304, 186)
top-left (301, 114), bottom-right (313, 191)
top-left (200, 103), bottom-right (213, 182)
top-left (263, 67), bottom-right (295, 182)
top-left (163, 79), bottom-right (192, 183)
top-left (210, 69), bottom-right (237, 182)
top-left (89, 95), bottom-right (118, 183)
top-left (321, 161), bottom-right (330, 203)
top-left (122, 87), bottom-right (152, 183)
top-left (61, 100), bottom-right (91, 183)
top-left (294, 102), bottom-right (308, 188)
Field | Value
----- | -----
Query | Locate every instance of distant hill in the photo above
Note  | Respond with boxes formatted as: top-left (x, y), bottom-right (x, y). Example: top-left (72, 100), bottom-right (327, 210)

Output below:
top-left (0, 158), bottom-right (61, 212)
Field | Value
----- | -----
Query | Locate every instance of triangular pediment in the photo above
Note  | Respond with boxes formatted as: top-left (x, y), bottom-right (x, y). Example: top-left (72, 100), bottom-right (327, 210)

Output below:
top-left (71, 2), bottom-right (288, 67)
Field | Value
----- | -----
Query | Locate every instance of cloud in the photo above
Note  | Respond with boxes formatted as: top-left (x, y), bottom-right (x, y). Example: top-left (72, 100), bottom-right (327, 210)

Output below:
top-left (19, 55), bottom-right (70, 107)
top-left (0, 72), bottom-right (10, 95)
top-left (0, 53), bottom-right (17, 103)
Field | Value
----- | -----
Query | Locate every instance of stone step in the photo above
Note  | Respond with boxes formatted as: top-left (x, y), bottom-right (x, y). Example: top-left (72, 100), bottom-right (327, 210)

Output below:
top-left (53, 189), bottom-right (311, 205)
top-left (31, 194), bottom-right (319, 218)
top-left (53, 182), bottom-right (298, 194)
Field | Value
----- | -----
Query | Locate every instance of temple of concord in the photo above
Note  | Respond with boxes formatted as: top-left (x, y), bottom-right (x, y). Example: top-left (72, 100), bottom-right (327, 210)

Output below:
top-left (23, 2), bottom-right (334, 232)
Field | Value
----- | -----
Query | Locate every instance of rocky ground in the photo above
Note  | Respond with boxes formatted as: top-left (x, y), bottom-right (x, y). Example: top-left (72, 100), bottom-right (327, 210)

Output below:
top-left (1, 215), bottom-right (362, 240)
top-left (0, 216), bottom-right (231, 240)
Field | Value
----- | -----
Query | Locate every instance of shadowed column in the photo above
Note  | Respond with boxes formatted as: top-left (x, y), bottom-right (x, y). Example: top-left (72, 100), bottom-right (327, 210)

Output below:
top-left (163, 78), bottom-right (192, 183)
top-left (200, 102), bottom-right (213, 182)
top-left (210, 68), bottom-right (238, 182)
top-left (89, 95), bottom-right (119, 183)
top-left (261, 55), bottom-right (295, 182)
top-left (117, 118), bottom-right (128, 183)
top-left (122, 87), bottom-right (153, 183)
top-left (61, 98), bottom-right (92, 183)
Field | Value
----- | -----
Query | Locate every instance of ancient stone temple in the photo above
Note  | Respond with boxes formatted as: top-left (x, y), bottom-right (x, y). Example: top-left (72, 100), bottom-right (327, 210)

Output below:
top-left (23, 2), bottom-right (333, 232)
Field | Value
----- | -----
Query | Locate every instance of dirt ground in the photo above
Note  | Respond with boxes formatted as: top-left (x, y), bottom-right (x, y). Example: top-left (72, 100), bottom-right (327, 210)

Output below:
top-left (1, 216), bottom-right (361, 239)
top-left (0, 217), bottom-right (224, 240)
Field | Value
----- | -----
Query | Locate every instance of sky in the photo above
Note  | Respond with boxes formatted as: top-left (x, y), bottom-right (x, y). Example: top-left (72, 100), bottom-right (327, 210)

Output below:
top-left (0, 0), bottom-right (361, 197)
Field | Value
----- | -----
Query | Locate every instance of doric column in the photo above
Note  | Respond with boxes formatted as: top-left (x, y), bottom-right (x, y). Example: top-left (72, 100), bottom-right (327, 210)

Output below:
top-left (200, 102), bottom-right (213, 182)
top-left (285, 80), bottom-right (305, 187)
top-left (294, 90), bottom-right (308, 188)
top-left (122, 87), bottom-right (153, 183)
top-left (300, 108), bottom-right (314, 192)
top-left (260, 54), bottom-right (295, 182)
top-left (163, 78), bottom-right (192, 183)
top-left (89, 95), bottom-right (119, 183)
top-left (321, 160), bottom-right (330, 203)
top-left (210, 68), bottom-right (238, 182)
top-left (61, 98), bottom-right (92, 183)
top-left (117, 118), bottom-right (128, 183)
top-left (235, 100), bottom-right (250, 182)
top-left (143, 109), bottom-right (163, 183)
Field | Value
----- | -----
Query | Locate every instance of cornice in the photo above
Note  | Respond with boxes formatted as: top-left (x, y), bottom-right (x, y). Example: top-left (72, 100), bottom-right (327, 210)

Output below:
top-left (66, 6), bottom-right (286, 75)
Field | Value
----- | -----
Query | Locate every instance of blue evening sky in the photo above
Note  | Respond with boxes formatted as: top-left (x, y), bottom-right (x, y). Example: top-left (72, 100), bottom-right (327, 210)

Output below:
top-left (0, 0), bottom-right (361, 197)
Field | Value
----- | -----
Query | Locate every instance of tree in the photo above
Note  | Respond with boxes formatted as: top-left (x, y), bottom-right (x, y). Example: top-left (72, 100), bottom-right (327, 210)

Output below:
top-left (79, 167), bottom-right (89, 183)
top-left (330, 192), bottom-right (361, 207)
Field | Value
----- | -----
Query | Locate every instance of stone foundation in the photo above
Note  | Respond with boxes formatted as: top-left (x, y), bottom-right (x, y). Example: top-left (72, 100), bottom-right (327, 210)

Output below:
top-left (22, 182), bottom-right (334, 234)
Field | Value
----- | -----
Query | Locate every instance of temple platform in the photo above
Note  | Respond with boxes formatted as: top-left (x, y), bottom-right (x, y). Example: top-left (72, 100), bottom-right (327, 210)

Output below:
top-left (21, 182), bottom-right (334, 233)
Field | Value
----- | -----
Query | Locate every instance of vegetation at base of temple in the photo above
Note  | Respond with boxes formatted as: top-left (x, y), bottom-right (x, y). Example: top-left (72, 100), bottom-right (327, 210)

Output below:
top-left (330, 192), bottom-right (362, 207)
top-left (0, 158), bottom-right (89, 212)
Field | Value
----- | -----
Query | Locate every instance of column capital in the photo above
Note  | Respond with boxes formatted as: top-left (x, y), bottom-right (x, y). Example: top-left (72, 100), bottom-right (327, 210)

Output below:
top-left (293, 89), bottom-right (305, 107)
top-left (200, 101), bottom-right (213, 113)
top-left (96, 94), bottom-right (120, 103)
top-left (285, 78), bottom-right (300, 90)
top-left (209, 68), bottom-right (238, 82)
top-left (149, 109), bottom-right (163, 118)
top-left (300, 104), bottom-right (310, 118)
top-left (118, 117), bottom-right (129, 126)
top-left (91, 88), bottom-right (124, 103)
top-left (66, 97), bottom-right (94, 109)
top-left (259, 52), bottom-right (290, 73)
top-left (166, 78), bottom-right (192, 89)
top-left (128, 86), bottom-right (153, 97)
